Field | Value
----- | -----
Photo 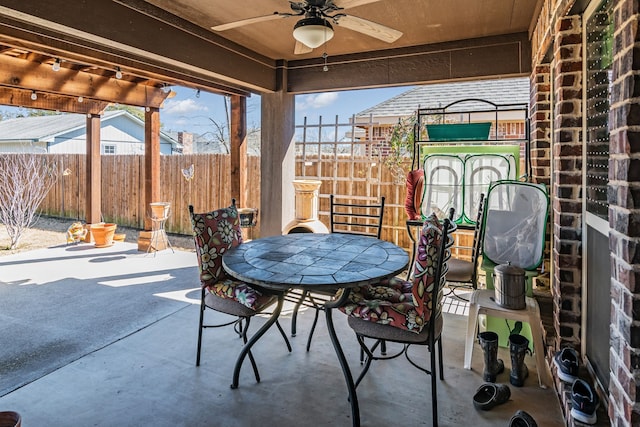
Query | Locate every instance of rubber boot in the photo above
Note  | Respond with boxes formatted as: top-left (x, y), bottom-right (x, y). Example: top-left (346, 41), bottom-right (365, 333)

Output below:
top-left (478, 331), bottom-right (504, 382)
top-left (509, 334), bottom-right (530, 387)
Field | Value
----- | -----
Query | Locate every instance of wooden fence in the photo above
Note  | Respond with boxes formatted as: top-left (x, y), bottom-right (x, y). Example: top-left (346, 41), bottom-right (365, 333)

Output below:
top-left (28, 153), bottom-right (419, 252)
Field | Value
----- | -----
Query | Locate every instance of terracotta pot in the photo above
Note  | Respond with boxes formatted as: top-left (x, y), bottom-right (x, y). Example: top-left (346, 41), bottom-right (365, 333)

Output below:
top-left (91, 223), bottom-right (117, 247)
top-left (150, 202), bottom-right (170, 219)
top-left (0, 411), bottom-right (21, 427)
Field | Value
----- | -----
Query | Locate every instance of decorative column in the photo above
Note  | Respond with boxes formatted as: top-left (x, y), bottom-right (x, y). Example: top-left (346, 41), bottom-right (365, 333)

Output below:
top-left (260, 60), bottom-right (295, 237)
top-left (552, 14), bottom-right (583, 350)
top-left (530, 63), bottom-right (552, 290)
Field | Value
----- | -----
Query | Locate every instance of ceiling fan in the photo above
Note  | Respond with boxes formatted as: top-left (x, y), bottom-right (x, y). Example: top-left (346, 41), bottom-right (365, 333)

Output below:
top-left (211, 0), bottom-right (403, 54)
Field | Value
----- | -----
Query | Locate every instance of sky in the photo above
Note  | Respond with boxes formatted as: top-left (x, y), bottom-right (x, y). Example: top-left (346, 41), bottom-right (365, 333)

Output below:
top-left (159, 85), bottom-right (413, 135)
top-left (0, 84), bottom-right (413, 136)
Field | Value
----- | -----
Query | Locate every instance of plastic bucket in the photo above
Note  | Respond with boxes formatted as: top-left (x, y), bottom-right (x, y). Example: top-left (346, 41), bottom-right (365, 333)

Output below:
top-left (493, 263), bottom-right (526, 309)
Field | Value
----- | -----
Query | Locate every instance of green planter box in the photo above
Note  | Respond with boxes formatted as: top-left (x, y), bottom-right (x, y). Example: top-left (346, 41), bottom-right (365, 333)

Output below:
top-left (426, 122), bottom-right (492, 141)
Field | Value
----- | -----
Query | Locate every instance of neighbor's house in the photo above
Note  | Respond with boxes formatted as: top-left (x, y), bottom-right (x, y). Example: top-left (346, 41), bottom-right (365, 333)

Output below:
top-left (0, 110), bottom-right (181, 154)
top-left (352, 77), bottom-right (530, 150)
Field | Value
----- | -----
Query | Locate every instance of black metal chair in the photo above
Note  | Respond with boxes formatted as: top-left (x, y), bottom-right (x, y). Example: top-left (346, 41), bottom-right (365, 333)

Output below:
top-left (343, 214), bottom-right (455, 427)
top-left (288, 194), bottom-right (385, 351)
top-left (446, 193), bottom-right (485, 299)
top-left (190, 201), bottom-right (291, 383)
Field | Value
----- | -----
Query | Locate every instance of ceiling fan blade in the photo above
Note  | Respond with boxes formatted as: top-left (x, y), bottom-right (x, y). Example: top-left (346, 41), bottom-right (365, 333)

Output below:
top-left (335, 0), bottom-right (383, 10)
top-left (337, 15), bottom-right (402, 43)
top-left (294, 41), bottom-right (314, 55)
top-left (212, 13), bottom-right (285, 31)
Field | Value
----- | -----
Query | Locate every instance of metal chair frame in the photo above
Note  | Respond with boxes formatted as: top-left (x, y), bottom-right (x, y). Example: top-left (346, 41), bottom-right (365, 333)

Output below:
top-left (190, 202), bottom-right (291, 383)
top-left (288, 195), bottom-right (385, 351)
top-left (347, 216), bottom-right (456, 427)
top-left (445, 193), bottom-right (486, 299)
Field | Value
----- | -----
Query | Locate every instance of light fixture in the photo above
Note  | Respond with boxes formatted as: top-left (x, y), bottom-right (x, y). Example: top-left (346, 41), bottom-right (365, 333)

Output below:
top-left (115, 67), bottom-right (123, 79)
top-left (293, 17), bottom-right (334, 49)
top-left (30, 91), bottom-right (37, 101)
top-left (195, 89), bottom-right (201, 98)
top-left (52, 58), bottom-right (61, 72)
top-left (78, 96), bottom-right (84, 103)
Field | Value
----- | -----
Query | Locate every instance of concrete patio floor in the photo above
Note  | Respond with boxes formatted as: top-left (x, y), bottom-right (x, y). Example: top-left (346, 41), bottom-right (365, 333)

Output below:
top-left (0, 242), bottom-right (565, 426)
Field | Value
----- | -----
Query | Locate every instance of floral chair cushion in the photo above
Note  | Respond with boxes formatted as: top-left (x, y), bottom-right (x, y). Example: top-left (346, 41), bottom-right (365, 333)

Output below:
top-left (411, 213), bottom-right (443, 322)
top-left (191, 204), bottom-right (272, 311)
top-left (339, 213), bottom-right (442, 333)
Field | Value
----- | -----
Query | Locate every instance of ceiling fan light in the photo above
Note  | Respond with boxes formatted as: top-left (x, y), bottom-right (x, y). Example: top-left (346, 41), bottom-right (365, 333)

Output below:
top-left (293, 17), bottom-right (334, 49)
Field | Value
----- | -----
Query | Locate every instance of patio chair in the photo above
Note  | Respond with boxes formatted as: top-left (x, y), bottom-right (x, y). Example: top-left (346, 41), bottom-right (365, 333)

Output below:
top-left (289, 194), bottom-right (385, 351)
top-left (446, 193), bottom-right (485, 299)
top-left (190, 201), bottom-right (291, 383)
top-left (339, 212), bottom-right (455, 426)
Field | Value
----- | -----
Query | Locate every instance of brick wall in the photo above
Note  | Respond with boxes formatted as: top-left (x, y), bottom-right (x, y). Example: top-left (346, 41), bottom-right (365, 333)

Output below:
top-left (607, 0), bottom-right (640, 424)
top-left (553, 14), bottom-right (584, 351)
top-left (530, 64), bottom-right (553, 290)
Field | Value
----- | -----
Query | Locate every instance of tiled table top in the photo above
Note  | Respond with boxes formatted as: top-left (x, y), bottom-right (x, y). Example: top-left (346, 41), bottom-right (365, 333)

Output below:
top-left (223, 233), bottom-right (409, 292)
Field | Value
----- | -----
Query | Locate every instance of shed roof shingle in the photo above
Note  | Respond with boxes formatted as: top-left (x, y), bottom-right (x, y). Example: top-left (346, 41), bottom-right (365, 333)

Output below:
top-left (356, 77), bottom-right (529, 118)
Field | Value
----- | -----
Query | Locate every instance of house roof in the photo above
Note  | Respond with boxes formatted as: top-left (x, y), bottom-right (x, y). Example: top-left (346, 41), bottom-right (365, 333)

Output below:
top-left (0, 110), bottom-right (180, 146)
top-left (356, 77), bottom-right (530, 119)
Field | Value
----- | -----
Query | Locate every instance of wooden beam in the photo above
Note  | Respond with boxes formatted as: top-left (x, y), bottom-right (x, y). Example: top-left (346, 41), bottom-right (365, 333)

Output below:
top-left (230, 95), bottom-right (247, 207)
top-left (0, 87), bottom-right (108, 114)
top-left (0, 0), bottom-right (275, 94)
top-left (85, 114), bottom-right (101, 225)
top-left (287, 33), bottom-right (532, 93)
top-left (0, 54), bottom-right (170, 107)
top-left (143, 107), bottom-right (161, 231)
top-left (0, 31), bottom-right (253, 98)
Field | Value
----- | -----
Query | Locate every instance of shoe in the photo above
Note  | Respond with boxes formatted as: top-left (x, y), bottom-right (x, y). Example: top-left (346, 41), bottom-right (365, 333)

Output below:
top-left (478, 331), bottom-right (505, 382)
top-left (509, 410), bottom-right (538, 426)
top-left (472, 383), bottom-right (511, 411)
top-left (509, 334), bottom-right (530, 387)
top-left (553, 347), bottom-right (579, 383)
top-left (571, 379), bottom-right (598, 424)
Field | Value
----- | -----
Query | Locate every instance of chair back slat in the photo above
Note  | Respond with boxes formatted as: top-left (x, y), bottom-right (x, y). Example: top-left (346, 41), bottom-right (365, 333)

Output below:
top-left (330, 194), bottom-right (385, 239)
top-left (430, 217), bottom-right (456, 332)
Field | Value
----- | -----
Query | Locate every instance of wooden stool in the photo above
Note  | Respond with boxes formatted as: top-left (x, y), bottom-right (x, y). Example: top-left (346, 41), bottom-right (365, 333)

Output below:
top-left (464, 289), bottom-right (552, 388)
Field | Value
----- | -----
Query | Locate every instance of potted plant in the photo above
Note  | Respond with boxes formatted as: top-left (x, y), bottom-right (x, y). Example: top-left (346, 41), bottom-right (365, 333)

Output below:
top-left (378, 113), bottom-right (416, 185)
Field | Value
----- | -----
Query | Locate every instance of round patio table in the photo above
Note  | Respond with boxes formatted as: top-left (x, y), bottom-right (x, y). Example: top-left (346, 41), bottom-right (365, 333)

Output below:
top-left (222, 232), bottom-right (409, 427)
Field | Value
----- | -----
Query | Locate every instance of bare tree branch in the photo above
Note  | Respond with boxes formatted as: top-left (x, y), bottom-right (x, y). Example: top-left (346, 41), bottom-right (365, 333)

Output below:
top-left (0, 153), bottom-right (58, 249)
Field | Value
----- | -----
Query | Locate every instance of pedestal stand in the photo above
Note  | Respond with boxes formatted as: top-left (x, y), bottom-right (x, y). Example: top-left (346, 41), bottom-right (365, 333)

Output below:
top-left (143, 202), bottom-right (174, 255)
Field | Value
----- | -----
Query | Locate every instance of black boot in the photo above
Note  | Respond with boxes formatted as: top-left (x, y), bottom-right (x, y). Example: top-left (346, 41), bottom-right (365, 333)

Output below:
top-left (478, 331), bottom-right (504, 382)
top-left (509, 334), bottom-right (530, 387)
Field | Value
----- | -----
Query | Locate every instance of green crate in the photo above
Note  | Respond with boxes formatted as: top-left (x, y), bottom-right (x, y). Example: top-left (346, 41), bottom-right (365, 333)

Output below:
top-left (426, 122), bottom-right (492, 141)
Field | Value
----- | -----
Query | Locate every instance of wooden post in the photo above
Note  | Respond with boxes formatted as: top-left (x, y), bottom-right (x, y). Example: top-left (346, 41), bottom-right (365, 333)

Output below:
top-left (230, 95), bottom-right (247, 207)
top-left (85, 114), bottom-right (101, 226)
top-left (137, 107), bottom-right (162, 251)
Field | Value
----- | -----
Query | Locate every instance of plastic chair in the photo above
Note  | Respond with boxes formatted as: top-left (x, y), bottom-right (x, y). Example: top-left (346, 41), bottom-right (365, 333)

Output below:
top-left (189, 200), bottom-right (291, 383)
top-left (288, 194), bottom-right (385, 351)
top-left (342, 214), bottom-right (456, 427)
